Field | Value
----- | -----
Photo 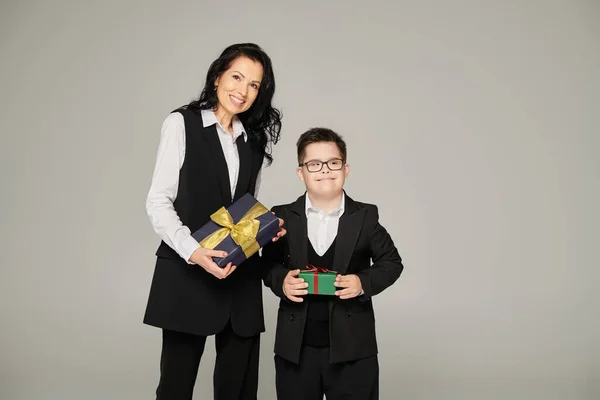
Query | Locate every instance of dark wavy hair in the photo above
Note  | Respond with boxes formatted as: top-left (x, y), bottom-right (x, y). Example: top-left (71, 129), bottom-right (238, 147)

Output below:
top-left (178, 43), bottom-right (282, 165)
top-left (297, 128), bottom-right (347, 165)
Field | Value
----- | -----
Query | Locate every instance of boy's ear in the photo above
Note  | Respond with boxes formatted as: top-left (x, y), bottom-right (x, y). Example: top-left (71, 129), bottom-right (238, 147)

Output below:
top-left (344, 163), bottom-right (350, 178)
top-left (296, 167), bottom-right (304, 182)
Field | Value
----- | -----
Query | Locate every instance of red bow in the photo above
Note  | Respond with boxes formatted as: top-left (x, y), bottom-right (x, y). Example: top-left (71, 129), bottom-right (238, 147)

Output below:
top-left (305, 264), bottom-right (333, 273)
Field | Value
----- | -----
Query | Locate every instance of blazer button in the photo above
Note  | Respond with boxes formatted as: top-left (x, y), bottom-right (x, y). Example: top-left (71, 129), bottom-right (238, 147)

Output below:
top-left (289, 313), bottom-right (295, 321)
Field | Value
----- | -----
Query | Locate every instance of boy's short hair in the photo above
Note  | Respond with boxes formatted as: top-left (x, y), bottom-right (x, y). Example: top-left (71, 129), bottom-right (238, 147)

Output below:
top-left (296, 128), bottom-right (347, 166)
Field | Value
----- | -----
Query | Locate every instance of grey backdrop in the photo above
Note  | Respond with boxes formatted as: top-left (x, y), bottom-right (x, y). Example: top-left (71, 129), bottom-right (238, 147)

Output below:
top-left (1, 1), bottom-right (598, 399)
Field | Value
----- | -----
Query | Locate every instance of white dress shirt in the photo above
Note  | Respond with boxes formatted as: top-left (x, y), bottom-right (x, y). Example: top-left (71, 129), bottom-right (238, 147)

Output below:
top-left (304, 193), bottom-right (363, 295)
top-left (146, 109), bottom-right (264, 263)
top-left (305, 193), bottom-right (345, 256)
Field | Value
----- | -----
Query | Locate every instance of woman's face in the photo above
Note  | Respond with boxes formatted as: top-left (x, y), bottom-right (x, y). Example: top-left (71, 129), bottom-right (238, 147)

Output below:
top-left (214, 56), bottom-right (264, 116)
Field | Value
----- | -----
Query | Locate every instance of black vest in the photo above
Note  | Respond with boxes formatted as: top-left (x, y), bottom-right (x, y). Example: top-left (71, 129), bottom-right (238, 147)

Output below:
top-left (155, 109), bottom-right (263, 260)
top-left (303, 239), bottom-right (336, 347)
top-left (143, 109), bottom-right (267, 337)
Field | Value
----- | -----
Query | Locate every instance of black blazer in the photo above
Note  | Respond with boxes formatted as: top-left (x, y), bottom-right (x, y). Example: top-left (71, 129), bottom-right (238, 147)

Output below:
top-left (143, 109), bottom-right (265, 338)
top-left (262, 193), bottom-right (404, 364)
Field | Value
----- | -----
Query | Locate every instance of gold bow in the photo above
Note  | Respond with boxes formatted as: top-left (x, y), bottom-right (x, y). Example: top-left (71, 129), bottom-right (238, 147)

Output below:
top-left (199, 202), bottom-right (269, 259)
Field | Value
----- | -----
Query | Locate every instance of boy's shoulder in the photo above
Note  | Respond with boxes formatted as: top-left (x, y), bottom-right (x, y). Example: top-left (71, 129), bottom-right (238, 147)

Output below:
top-left (350, 198), bottom-right (378, 210)
top-left (270, 193), bottom-right (380, 214)
top-left (270, 194), bottom-right (304, 214)
top-left (348, 198), bottom-right (381, 222)
top-left (343, 191), bottom-right (379, 212)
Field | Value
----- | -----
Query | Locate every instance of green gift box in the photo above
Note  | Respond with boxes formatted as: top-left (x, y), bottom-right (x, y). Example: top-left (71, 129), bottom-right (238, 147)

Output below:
top-left (299, 265), bottom-right (338, 295)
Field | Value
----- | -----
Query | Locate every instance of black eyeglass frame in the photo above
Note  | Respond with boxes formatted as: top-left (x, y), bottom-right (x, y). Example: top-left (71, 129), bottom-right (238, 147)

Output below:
top-left (299, 158), bottom-right (346, 173)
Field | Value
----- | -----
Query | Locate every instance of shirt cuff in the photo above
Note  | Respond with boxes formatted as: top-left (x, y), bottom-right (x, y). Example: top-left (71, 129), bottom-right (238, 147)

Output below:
top-left (180, 235), bottom-right (201, 264)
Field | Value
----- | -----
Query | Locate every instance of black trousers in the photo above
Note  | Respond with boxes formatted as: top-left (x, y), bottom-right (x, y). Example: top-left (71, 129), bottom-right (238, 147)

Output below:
top-left (155, 322), bottom-right (260, 400)
top-left (275, 346), bottom-right (379, 400)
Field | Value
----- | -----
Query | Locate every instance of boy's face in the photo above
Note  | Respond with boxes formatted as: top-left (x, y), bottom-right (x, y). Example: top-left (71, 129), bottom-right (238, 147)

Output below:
top-left (297, 141), bottom-right (349, 197)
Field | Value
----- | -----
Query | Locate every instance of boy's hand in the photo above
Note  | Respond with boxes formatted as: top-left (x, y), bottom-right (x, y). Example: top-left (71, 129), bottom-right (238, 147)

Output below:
top-left (283, 269), bottom-right (308, 302)
top-left (272, 214), bottom-right (287, 242)
top-left (335, 274), bottom-right (363, 299)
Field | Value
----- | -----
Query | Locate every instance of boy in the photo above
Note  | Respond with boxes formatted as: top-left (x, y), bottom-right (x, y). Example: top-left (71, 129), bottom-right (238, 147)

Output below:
top-left (262, 128), bottom-right (404, 400)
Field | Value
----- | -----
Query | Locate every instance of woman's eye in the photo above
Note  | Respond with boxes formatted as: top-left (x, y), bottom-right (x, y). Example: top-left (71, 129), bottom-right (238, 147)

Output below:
top-left (250, 83), bottom-right (259, 90)
top-left (233, 75), bottom-right (241, 81)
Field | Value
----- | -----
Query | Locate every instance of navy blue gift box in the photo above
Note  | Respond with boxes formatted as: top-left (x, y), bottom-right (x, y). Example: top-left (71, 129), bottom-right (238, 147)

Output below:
top-left (191, 193), bottom-right (279, 268)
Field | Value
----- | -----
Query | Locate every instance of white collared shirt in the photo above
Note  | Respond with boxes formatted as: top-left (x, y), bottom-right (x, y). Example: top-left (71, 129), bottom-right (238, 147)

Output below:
top-left (305, 193), bottom-right (345, 256)
top-left (199, 109), bottom-right (248, 196)
top-left (146, 109), bottom-right (264, 263)
top-left (284, 193), bottom-right (363, 297)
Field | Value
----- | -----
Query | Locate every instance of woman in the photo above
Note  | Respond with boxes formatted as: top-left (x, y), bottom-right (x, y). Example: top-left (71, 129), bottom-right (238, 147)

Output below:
top-left (143, 43), bottom-right (284, 400)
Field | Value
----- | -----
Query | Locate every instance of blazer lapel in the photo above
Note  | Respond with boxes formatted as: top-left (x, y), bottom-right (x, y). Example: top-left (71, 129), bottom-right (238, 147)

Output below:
top-left (233, 135), bottom-right (251, 200)
top-left (287, 195), bottom-right (309, 269)
top-left (202, 124), bottom-right (232, 205)
top-left (332, 194), bottom-right (365, 275)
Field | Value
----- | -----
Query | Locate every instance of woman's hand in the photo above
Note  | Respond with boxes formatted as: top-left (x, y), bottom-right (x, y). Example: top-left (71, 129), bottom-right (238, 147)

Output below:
top-left (188, 247), bottom-right (236, 279)
top-left (272, 215), bottom-right (286, 242)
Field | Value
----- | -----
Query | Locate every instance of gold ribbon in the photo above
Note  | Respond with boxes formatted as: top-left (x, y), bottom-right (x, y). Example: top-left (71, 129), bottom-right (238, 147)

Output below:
top-left (199, 202), bottom-right (269, 258)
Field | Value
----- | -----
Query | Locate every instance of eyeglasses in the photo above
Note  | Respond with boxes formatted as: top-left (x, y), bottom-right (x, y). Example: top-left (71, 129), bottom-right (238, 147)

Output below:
top-left (300, 158), bottom-right (345, 173)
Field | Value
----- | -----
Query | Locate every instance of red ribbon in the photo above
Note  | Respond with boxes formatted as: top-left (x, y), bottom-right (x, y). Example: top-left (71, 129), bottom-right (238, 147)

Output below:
top-left (305, 265), bottom-right (334, 294)
top-left (305, 264), bottom-right (333, 273)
